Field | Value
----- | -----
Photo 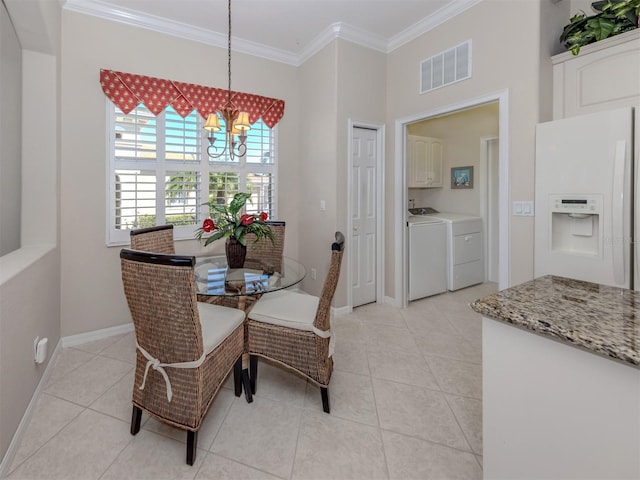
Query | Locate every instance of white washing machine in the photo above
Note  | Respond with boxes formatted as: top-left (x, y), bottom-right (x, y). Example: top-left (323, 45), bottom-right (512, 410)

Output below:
top-left (427, 212), bottom-right (484, 291)
top-left (407, 215), bottom-right (447, 301)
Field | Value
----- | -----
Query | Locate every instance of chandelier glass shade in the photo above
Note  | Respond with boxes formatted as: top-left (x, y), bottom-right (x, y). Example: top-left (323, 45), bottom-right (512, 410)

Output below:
top-left (205, 0), bottom-right (250, 160)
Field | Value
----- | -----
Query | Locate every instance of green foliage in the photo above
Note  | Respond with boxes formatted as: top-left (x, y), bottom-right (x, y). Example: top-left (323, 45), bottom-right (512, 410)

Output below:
top-left (130, 213), bottom-right (195, 229)
top-left (134, 215), bottom-right (156, 229)
top-left (195, 192), bottom-right (274, 247)
top-left (166, 214), bottom-right (197, 226)
top-left (560, 0), bottom-right (639, 55)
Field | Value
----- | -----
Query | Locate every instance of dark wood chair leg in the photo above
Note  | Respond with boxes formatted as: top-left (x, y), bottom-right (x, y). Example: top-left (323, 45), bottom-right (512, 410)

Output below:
top-left (242, 368), bottom-right (253, 403)
top-left (186, 430), bottom-right (198, 466)
top-left (130, 406), bottom-right (142, 435)
top-left (321, 387), bottom-right (330, 414)
top-left (249, 355), bottom-right (258, 394)
top-left (233, 357), bottom-right (242, 397)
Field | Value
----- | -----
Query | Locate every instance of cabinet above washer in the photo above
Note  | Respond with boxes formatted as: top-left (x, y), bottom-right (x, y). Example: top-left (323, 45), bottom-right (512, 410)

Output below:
top-left (407, 135), bottom-right (444, 188)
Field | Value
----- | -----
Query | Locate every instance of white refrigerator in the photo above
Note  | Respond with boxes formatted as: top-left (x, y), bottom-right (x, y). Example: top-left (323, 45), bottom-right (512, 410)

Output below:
top-left (534, 106), bottom-right (636, 289)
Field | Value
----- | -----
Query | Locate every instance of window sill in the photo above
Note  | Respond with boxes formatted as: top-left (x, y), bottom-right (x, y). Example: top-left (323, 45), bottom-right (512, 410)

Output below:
top-left (0, 244), bottom-right (57, 285)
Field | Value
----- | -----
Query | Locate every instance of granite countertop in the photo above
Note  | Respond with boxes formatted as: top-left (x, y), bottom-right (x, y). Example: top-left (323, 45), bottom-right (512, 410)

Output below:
top-left (470, 275), bottom-right (640, 368)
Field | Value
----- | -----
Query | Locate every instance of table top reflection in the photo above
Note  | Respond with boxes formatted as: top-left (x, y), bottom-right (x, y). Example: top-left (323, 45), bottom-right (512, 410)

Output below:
top-left (195, 255), bottom-right (306, 297)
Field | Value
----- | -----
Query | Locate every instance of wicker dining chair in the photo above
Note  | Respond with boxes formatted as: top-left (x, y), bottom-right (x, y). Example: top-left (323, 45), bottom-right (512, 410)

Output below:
top-left (244, 221), bottom-right (286, 273)
top-left (130, 225), bottom-right (175, 254)
top-left (246, 232), bottom-right (345, 413)
top-left (120, 248), bottom-right (252, 465)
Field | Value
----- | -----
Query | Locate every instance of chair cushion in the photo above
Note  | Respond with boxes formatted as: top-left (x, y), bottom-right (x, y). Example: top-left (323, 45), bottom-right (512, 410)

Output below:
top-left (248, 289), bottom-right (319, 331)
top-left (197, 303), bottom-right (245, 354)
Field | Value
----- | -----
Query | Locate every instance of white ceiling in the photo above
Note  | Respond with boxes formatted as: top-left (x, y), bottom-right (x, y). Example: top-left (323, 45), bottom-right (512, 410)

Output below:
top-left (61, 0), bottom-right (482, 65)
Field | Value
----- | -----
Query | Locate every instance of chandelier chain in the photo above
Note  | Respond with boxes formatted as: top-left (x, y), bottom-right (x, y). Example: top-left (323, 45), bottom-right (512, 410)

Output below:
top-left (227, 0), bottom-right (232, 106)
top-left (205, 0), bottom-right (249, 160)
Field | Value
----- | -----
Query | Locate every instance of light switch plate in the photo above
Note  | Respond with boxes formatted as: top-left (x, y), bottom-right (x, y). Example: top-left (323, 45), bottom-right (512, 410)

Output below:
top-left (513, 201), bottom-right (534, 216)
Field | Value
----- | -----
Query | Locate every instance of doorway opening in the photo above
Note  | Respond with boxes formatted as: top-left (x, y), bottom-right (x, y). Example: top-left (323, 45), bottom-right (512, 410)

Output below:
top-left (394, 90), bottom-right (510, 307)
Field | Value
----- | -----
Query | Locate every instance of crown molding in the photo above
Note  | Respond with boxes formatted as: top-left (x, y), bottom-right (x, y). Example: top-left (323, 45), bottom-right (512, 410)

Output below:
top-left (62, 0), bottom-right (479, 66)
top-left (387, 0), bottom-right (483, 52)
top-left (63, 0), bottom-right (221, 46)
top-left (296, 23), bottom-right (339, 65)
top-left (62, 0), bottom-right (299, 65)
top-left (297, 22), bottom-right (387, 65)
top-left (335, 22), bottom-right (388, 53)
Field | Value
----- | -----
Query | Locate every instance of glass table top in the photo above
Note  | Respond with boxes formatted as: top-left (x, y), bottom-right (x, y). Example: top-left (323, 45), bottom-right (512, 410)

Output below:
top-left (195, 255), bottom-right (306, 297)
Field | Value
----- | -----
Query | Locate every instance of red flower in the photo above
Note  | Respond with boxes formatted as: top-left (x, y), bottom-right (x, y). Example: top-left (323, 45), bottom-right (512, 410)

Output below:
top-left (259, 212), bottom-right (268, 222)
top-left (241, 214), bottom-right (255, 226)
top-left (202, 218), bottom-right (215, 232)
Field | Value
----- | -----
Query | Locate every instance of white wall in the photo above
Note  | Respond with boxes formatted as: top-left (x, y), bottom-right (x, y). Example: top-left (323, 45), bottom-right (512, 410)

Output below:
top-left (57, 0), bottom-right (590, 332)
top-left (59, 11), bottom-right (300, 336)
top-left (297, 43), bottom-right (339, 297)
top-left (296, 39), bottom-right (386, 305)
top-left (570, 0), bottom-right (597, 15)
top-left (0, 0), bottom-right (624, 466)
top-left (0, 0), bottom-right (61, 465)
top-left (0, 2), bottom-right (22, 256)
top-left (335, 40), bottom-right (386, 306)
top-left (385, 0), bottom-right (550, 295)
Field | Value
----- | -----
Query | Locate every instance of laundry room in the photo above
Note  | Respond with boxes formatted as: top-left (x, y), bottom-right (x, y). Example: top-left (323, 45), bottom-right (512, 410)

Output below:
top-left (407, 102), bottom-right (499, 301)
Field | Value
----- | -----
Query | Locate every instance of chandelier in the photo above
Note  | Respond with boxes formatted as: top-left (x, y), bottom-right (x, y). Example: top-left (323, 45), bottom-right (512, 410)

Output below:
top-left (204, 0), bottom-right (250, 160)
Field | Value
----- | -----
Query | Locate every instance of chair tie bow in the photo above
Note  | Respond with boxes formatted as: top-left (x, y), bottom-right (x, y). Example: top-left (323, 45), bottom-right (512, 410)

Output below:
top-left (136, 342), bottom-right (207, 402)
top-left (312, 327), bottom-right (335, 358)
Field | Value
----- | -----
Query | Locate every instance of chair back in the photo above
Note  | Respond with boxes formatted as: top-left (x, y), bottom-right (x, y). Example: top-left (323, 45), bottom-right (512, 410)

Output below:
top-left (245, 221), bottom-right (286, 273)
top-left (130, 225), bottom-right (175, 254)
top-left (120, 249), bottom-right (203, 363)
top-left (314, 232), bottom-right (345, 331)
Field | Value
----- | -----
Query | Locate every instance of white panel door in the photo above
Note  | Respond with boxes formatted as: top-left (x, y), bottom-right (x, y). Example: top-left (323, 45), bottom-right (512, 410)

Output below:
top-left (352, 128), bottom-right (377, 307)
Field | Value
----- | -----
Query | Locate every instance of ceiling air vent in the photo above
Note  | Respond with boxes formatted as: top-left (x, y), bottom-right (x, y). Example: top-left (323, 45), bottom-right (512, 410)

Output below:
top-left (420, 39), bottom-right (472, 94)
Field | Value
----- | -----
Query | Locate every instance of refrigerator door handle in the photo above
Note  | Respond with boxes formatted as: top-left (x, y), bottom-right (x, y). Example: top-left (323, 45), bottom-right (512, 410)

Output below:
top-left (636, 135), bottom-right (640, 290)
top-left (612, 140), bottom-right (627, 285)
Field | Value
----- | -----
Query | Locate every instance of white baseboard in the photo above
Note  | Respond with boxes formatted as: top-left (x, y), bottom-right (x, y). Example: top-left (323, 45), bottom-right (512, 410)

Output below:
top-left (332, 305), bottom-right (352, 317)
top-left (384, 295), bottom-right (401, 308)
top-left (62, 322), bottom-right (134, 348)
top-left (1, 323), bottom-right (135, 475)
top-left (0, 339), bottom-right (63, 478)
top-left (2, 296), bottom-right (368, 475)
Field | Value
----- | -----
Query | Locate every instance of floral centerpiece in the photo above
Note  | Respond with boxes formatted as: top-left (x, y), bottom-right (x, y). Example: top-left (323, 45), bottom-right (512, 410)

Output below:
top-left (195, 192), bottom-right (273, 268)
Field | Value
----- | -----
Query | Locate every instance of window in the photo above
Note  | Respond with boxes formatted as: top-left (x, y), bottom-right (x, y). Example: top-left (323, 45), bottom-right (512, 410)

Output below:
top-left (107, 102), bottom-right (277, 245)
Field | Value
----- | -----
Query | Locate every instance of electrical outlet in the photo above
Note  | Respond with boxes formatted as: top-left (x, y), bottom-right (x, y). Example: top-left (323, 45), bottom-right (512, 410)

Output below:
top-left (310, 268), bottom-right (317, 280)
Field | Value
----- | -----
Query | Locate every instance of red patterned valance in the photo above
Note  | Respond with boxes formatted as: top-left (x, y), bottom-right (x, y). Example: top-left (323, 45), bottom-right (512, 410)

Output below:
top-left (99, 69), bottom-right (285, 128)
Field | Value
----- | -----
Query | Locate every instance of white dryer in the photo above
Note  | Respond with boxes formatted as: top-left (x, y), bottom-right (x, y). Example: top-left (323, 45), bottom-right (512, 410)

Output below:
top-left (427, 212), bottom-right (484, 291)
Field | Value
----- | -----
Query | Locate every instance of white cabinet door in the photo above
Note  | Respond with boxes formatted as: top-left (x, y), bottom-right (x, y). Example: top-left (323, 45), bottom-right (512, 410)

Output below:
top-left (428, 138), bottom-right (443, 188)
top-left (552, 29), bottom-right (640, 119)
top-left (407, 135), bottom-right (443, 188)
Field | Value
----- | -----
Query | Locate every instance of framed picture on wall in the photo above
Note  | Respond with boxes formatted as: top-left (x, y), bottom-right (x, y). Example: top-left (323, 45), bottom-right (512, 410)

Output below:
top-left (451, 166), bottom-right (474, 189)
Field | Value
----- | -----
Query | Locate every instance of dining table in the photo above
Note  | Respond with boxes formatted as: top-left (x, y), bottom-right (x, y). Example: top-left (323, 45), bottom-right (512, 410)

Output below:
top-left (194, 254), bottom-right (307, 311)
top-left (194, 255), bottom-right (306, 402)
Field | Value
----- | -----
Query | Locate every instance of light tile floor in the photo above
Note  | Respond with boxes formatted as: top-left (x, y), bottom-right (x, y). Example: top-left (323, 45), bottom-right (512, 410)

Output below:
top-left (5, 282), bottom-right (497, 480)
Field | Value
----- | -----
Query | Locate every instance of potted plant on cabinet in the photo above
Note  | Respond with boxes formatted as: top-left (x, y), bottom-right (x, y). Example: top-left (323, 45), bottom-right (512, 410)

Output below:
top-left (560, 0), bottom-right (639, 55)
